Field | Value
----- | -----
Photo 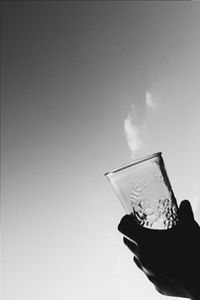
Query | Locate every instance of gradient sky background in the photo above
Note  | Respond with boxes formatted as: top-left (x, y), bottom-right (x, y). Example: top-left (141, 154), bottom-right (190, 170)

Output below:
top-left (2, 2), bottom-right (200, 300)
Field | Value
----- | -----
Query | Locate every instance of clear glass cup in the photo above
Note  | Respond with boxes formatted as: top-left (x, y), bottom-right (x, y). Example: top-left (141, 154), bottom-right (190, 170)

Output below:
top-left (105, 152), bottom-right (178, 229)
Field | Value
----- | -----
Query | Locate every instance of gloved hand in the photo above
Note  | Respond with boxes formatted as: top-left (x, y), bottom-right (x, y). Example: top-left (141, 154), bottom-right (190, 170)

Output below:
top-left (118, 200), bottom-right (200, 299)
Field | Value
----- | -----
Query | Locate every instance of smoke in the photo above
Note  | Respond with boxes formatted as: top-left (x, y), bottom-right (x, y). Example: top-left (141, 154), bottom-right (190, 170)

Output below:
top-left (124, 91), bottom-right (156, 159)
top-left (124, 106), bottom-right (141, 158)
top-left (145, 91), bottom-right (157, 110)
top-left (124, 93), bottom-right (200, 225)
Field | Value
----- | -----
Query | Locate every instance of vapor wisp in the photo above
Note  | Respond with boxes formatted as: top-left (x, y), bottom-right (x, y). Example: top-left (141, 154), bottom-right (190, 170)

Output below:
top-left (124, 91), bottom-right (156, 159)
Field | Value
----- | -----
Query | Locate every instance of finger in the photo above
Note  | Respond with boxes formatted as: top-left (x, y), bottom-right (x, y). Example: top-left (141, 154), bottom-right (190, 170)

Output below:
top-left (118, 214), bottom-right (133, 233)
top-left (118, 214), bottom-right (141, 242)
top-left (179, 200), bottom-right (194, 223)
top-left (123, 237), bottom-right (138, 255)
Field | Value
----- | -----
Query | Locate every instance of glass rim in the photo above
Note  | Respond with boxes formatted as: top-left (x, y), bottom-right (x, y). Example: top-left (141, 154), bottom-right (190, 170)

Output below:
top-left (104, 152), bottom-right (162, 177)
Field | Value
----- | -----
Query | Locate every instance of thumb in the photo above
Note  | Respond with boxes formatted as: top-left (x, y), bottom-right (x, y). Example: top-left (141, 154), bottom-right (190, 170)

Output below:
top-left (179, 200), bottom-right (194, 223)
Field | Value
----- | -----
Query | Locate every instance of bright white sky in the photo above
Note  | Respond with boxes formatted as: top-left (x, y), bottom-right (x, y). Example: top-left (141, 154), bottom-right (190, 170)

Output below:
top-left (2, 2), bottom-right (200, 300)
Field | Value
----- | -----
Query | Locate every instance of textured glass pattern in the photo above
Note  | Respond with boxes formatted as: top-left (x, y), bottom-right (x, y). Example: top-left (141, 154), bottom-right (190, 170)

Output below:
top-left (105, 152), bottom-right (179, 230)
top-left (129, 163), bottom-right (178, 229)
top-left (130, 193), bottom-right (178, 229)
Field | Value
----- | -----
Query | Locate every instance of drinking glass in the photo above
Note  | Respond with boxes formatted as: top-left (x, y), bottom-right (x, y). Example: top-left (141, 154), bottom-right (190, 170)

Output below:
top-left (105, 152), bottom-right (178, 229)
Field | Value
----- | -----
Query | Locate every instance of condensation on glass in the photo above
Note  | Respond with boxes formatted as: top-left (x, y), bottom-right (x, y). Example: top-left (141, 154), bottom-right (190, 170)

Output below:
top-left (105, 152), bottom-right (178, 230)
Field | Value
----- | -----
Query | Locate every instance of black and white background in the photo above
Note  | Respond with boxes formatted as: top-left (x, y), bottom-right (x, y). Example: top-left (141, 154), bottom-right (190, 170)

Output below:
top-left (2, 1), bottom-right (200, 300)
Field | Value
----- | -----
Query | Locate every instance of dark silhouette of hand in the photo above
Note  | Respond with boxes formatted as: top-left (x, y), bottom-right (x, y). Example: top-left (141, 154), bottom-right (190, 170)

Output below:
top-left (118, 200), bottom-right (200, 299)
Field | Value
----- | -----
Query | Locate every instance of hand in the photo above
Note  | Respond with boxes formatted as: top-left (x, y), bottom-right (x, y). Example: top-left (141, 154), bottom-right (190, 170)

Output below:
top-left (118, 200), bottom-right (200, 299)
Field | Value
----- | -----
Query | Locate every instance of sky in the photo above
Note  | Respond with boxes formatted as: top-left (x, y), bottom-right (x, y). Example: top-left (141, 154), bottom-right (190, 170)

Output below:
top-left (1, 1), bottom-right (200, 300)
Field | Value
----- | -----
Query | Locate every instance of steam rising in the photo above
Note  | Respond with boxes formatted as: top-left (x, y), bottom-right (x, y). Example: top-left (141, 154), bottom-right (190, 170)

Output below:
top-left (145, 91), bottom-right (156, 110)
top-left (124, 106), bottom-right (141, 159)
top-left (124, 91), bottom-right (156, 159)
top-left (124, 92), bottom-right (200, 224)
